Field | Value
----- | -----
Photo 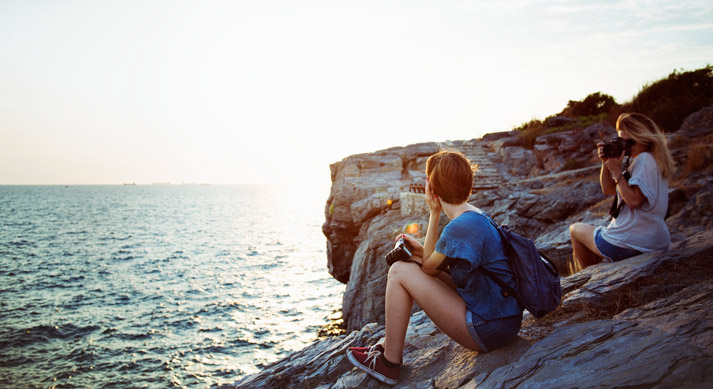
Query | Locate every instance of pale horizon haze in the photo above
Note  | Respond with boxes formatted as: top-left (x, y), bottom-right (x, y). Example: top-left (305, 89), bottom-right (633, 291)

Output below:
top-left (1, 0), bottom-right (712, 186)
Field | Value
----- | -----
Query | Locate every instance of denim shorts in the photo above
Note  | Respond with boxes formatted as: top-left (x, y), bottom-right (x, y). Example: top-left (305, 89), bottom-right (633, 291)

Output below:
top-left (594, 228), bottom-right (642, 262)
top-left (465, 310), bottom-right (522, 352)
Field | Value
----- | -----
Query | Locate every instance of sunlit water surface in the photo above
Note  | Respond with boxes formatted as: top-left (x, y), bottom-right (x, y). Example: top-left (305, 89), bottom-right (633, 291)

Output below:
top-left (0, 185), bottom-right (344, 388)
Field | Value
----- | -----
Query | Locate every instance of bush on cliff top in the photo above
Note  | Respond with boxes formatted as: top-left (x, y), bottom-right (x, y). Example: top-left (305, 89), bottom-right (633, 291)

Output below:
top-left (514, 65), bottom-right (713, 148)
top-left (560, 92), bottom-right (619, 118)
top-left (625, 65), bottom-right (713, 132)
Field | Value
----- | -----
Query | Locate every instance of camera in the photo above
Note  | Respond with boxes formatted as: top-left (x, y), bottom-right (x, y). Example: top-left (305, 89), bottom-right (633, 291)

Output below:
top-left (602, 137), bottom-right (633, 158)
top-left (385, 236), bottom-right (414, 266)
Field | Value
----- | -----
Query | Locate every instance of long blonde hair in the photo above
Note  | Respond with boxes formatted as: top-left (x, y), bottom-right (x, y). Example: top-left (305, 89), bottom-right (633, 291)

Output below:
top-left (616, 113), bottom-right (676, 178)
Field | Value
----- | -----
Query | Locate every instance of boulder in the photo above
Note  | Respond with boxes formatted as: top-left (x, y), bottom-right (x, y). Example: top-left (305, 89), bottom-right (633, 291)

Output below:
top-left (479, 312), bottom-right (713, 388)
top-left (481, 130), bottom-right (519, 142)
top-left (677, 104), bottom-right (713, 138)
top-left (498, 146), bottom-right (538, 177)
top-left (544, 115), bottom-right (575, 128)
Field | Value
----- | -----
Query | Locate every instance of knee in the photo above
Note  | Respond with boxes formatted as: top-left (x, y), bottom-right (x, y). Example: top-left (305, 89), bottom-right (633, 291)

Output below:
top-left (388, 260), bottom-right (419, 281)
top-left (569, 223), bottom-right (583, 240)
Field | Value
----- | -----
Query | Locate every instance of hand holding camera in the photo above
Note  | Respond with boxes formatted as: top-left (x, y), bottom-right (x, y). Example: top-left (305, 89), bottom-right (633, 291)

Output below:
top-left (601, 137), bottom-right (633, 158)
top-left (385, 235), bottom-right (417, 266)
top-left (598, 137), bottom-right (635, 176)
top-left (598, 137), bottom-right (636, 160)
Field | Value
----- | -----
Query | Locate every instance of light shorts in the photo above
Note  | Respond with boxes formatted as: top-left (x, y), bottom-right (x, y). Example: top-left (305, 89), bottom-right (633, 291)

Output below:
top-left (465, 310), bottom-right (522, 353)
top-left (594, 227), bottom-right (642, 262)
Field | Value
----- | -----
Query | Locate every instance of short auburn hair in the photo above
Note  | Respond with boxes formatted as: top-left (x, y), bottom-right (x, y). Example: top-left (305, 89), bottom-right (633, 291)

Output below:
top-left (426, 151), bottom-right (473, 204)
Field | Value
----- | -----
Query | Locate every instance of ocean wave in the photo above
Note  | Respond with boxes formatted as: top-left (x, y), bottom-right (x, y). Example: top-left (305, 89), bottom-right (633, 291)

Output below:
top-left (0, 323), bottom-right (101, 349)
top-left (63, 230), bottom-right (89, 235)
top-left (198, 326), bottom-right (224, 333)
top-left (113, 331), bottom-right (155, 341)
top-left (8, 239), bottom-right (35, 247)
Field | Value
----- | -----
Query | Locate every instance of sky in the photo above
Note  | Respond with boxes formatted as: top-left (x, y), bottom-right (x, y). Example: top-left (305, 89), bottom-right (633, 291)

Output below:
top-left (1, 0), bottom-right (712, 186)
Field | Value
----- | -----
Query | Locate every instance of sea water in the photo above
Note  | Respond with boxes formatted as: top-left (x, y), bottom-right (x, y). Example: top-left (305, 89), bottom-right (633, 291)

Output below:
top-left (0, 185), bottom-right (344, 388)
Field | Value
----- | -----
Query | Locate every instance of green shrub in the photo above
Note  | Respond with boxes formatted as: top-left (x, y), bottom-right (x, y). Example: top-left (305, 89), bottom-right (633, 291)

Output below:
top-left (625, 65), bottom-right (713, 132)
top-left (513, 118), bottom-right (543, 133)
top-left (514, 119), bottom-right (544, 149)
top-left (560, 92), bottom-right (620, 117)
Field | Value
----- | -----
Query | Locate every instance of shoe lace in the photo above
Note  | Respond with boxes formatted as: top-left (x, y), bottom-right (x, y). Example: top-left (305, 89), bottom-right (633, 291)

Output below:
top-left (365, 348), bottom-right (382, 371)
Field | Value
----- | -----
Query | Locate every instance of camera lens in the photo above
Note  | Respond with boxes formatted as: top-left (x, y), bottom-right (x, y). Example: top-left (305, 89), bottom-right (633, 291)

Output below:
top-left (602, 143), bottom-right (619, 158)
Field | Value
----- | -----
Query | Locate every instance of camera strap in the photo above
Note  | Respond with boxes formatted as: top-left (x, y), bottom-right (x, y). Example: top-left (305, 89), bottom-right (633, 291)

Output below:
top-left (609, 156), bottom-right (631, 218)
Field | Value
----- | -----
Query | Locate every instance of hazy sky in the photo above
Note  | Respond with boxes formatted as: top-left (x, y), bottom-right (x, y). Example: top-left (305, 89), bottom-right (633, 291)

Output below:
top-left (1, 0), bottom-right (712, 185)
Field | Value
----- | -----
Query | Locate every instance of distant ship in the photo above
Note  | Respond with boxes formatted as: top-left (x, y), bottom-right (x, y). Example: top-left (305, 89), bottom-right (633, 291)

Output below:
top-left (123, 182), bottom-right (136, 186)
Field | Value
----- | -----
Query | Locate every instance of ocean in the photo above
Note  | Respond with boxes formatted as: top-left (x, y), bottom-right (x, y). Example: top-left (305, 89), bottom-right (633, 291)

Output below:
top-left (0, 185), bottom-right (345, 388)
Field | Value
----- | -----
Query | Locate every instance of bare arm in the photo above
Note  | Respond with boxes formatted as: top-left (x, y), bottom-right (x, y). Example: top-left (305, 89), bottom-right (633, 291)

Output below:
top-left (597, 142), bottom-right (617, 196)
top-left (421, 181), bottom-right (447, 275)
top-left (600, 163), bottom-right (617, 196)
top-left (614, 180), bottom-right (645, 208)
top-left (402, 210), bottom-right (448, 276)
top-left (401, 180), bottom-right (448, 276)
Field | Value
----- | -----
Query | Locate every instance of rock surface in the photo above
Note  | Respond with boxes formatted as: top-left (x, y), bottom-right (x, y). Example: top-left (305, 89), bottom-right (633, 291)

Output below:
top-left (226, 229), bottom-right (713, 388)
top-left (226, 105), bottom-right (713, 388)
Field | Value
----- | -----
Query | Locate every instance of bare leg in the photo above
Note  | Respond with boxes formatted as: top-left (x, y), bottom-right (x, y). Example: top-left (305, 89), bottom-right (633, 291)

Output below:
top-left (382, 261), bottom-right (481, 364)
top-left (569, 223), bottom-right (604, 270)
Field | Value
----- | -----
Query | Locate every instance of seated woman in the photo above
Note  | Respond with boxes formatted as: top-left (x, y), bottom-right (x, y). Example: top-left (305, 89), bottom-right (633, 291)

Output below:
top-left (346, 151), bottom-right (523, 385)
top-left (570, 113), bottom-right (676, 270)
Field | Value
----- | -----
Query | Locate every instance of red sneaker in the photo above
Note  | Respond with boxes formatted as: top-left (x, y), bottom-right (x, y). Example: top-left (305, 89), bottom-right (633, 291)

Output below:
top-left (346, 346), bottom-right (400, 385)
top-left (347, 343), bottom-right (384, 354)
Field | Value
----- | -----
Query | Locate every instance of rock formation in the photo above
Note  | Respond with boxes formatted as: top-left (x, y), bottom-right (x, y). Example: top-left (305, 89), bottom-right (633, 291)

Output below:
top-left (226, 229), bottom-right (713, 388)
top-left (225, 104), bottom-right (713, 388)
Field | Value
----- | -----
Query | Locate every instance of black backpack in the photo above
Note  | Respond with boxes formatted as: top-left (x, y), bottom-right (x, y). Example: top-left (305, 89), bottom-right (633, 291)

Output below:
top-left (481, 216), bottom-right (562, 318)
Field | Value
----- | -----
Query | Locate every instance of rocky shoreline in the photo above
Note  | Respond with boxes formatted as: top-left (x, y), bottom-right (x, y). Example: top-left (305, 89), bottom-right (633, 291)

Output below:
top-left (225, 105), bottom-right (713, 388)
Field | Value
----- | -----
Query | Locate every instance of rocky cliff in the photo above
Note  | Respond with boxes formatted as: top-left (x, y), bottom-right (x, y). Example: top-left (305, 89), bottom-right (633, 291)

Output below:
top-left (322, 106), bottom-right (713, 333)
top-left (226, 105), bottom-right (713, 388)
top-left (227, 229), bottom-right (713, 388)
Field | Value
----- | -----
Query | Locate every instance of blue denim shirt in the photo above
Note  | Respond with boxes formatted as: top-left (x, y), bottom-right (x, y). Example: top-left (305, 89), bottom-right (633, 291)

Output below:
top-left (435, 210), bottom-right (522, 323)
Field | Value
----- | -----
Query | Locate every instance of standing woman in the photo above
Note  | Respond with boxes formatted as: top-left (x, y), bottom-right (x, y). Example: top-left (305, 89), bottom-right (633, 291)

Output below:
top-left (570, 113), bottom-right (676, 270)
top-left (346, 151), bottom-right (523, 385)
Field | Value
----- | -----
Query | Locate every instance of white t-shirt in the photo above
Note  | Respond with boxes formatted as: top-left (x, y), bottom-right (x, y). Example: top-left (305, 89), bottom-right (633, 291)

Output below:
top-left (600, 152), bottom-right (671, 252)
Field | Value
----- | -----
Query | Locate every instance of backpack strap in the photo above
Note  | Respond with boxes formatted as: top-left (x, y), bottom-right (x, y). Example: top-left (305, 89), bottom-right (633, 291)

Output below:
top-left (609, 157), bottom-right (632, 219)
top-left (478, 213), bottom-right (522, 305)
top-left (480, 266), bottom-right (517, 300)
